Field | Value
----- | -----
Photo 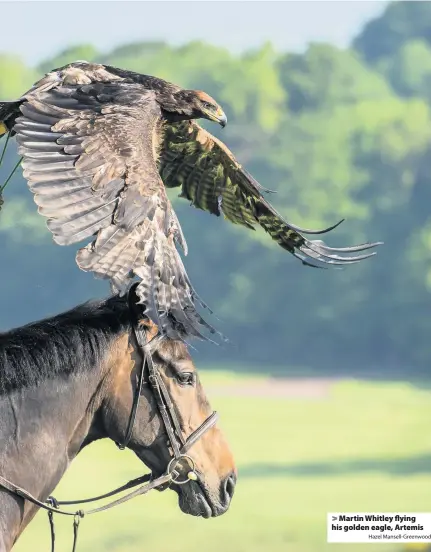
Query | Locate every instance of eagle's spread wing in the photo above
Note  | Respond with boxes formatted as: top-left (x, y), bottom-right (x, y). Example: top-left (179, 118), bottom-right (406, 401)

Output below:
top-left (159, 121), bottom-right (381, 267)
top-left (14, 83), bottom-right (216, 341)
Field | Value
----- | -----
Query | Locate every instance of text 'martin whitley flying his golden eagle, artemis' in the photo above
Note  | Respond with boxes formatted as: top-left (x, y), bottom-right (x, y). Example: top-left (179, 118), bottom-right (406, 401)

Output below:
top-left (0, 61), bottom-right (382, 342)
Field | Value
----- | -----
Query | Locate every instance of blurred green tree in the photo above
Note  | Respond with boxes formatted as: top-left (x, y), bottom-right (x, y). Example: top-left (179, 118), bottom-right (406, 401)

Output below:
top-left (354, 1), bottom-right (431, 63)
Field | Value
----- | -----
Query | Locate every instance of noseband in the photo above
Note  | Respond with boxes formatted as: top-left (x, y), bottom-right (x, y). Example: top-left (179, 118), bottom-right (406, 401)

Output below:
top-left (0, 290), bottom-right (218, 552)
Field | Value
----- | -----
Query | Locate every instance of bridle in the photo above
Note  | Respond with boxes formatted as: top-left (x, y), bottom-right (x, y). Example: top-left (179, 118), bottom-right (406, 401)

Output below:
top-left (115, 291), bottom-right (219, 485)
top-left (0, 289), bottom-right (219, 552)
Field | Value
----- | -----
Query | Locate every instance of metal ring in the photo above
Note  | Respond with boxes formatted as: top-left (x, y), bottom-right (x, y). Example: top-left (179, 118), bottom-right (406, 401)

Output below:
top-left (167, 455), bottom-right (197, 485)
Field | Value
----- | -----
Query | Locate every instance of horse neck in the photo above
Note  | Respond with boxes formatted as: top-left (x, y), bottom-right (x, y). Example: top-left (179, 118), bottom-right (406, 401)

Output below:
top-left (0, 360), bottom-right (109, 545)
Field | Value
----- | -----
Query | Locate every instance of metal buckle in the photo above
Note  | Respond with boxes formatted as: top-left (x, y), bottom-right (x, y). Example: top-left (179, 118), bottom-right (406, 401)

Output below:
top-left (148, 374), bottom-right (158, 388)
top-left (167, 455), bottom-right (198, 485)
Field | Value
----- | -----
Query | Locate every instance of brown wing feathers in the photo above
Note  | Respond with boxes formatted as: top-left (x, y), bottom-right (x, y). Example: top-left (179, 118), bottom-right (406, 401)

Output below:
top-left (16, 92), bottom-right (125, 246)
top-left (159, 121), bottom-right (382, 268)
top-left (14, 85), bottom-right (219, 341)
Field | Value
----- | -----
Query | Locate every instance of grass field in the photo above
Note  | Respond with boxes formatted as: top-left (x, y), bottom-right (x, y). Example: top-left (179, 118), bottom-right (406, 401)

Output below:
top-left (14, 369), bottom-right (431, 552)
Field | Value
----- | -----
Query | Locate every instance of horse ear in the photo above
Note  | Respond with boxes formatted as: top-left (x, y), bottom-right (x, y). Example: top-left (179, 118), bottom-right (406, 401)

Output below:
top-left (137, 318), bottom-right (159, 341)
top-left (127, 282), bottom-right (159, 341)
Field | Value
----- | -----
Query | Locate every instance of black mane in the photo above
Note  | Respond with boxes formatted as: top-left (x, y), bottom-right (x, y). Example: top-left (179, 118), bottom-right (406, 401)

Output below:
top-left (0, 294), bottom-right (131, 395)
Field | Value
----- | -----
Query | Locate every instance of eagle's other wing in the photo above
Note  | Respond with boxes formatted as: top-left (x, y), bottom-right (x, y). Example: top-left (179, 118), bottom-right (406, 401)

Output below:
top-left (159, 121), bottom-right (382, 267)
top-left (14, 84), bottom-right (217, 341)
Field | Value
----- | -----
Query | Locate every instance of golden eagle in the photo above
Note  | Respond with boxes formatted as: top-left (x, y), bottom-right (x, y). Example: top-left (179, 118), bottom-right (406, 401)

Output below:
top-left (0, 61), bottom-right (381, 341)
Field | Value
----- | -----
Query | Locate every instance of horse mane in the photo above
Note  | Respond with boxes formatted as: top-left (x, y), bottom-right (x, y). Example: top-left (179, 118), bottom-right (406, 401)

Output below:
top-left (0, 294), bottom-right (132, 395)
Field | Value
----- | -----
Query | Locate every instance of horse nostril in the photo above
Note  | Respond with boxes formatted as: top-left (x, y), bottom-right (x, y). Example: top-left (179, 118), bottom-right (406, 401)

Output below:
top-left (224, 472), bottom-right (237, 501)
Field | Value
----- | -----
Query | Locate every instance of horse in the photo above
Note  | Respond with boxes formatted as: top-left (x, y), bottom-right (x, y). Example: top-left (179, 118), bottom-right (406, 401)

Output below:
top-left (0, 286), bottom-right (236, 551)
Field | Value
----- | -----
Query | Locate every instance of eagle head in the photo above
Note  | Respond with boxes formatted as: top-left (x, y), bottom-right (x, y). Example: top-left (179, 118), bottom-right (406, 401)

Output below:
top-left (191, 90), bottom-right (227, 127)
top-left (162, 89), bottom-right (227, 128)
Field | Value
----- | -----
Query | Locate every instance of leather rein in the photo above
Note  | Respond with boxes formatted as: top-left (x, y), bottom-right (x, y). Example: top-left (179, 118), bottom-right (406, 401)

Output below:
top-left (0, 295), bottom-right (218, 551)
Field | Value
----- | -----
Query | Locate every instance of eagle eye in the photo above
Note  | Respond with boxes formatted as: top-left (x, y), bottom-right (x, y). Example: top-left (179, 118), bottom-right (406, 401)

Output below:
top-left (201, 100), bottom-right (214, 110)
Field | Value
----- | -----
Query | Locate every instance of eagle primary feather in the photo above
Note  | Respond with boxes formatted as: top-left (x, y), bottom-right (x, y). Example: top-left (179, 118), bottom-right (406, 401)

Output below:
top-left (1, 61), bottom-right (382, 341)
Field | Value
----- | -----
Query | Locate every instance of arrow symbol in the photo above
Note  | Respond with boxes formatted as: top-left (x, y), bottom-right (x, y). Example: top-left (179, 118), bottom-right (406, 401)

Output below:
top-left (332, 516), bottom-right (337, 521)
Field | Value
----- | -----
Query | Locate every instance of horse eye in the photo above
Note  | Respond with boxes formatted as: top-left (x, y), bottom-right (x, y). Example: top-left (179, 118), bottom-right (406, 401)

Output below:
top-left (177, 372), bottom-right (195, 386)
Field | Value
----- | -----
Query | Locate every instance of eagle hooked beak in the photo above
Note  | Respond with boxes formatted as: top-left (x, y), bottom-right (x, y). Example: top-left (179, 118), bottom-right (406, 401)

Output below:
top-left (203, 107), bottom-right (227, 128)
top-left (216, 109), bottom-right (228, 128)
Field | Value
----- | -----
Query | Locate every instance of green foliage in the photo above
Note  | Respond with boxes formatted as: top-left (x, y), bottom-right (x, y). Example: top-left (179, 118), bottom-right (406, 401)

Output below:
top-left (3, 1), bottom-right (431, 371)
top-left (0, 197), bottom-right (46, 243)
top-left (37, 44), bottom-right (100, 74)
top-left (354, 1), bottom-right (431, 63)
top-left (0, 55), bottom-right (37, 99)
top-left (278, 44), bottom-right (390, 113)
top-left (378, 40), bottom-right (431, 98)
